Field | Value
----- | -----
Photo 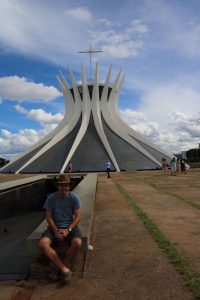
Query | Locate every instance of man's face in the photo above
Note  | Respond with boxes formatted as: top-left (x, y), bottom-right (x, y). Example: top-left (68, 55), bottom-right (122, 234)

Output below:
top-left (57, 183), bottom-right (70, 197)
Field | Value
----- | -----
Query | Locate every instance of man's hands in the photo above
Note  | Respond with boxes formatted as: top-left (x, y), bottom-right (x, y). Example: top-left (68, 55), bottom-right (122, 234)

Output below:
top-left (55, 228), bottom-right (69, 241)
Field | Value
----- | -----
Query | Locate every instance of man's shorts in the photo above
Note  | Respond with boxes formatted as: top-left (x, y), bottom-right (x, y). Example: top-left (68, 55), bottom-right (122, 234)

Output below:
top-left (41, 226), bottom-right (82, 246)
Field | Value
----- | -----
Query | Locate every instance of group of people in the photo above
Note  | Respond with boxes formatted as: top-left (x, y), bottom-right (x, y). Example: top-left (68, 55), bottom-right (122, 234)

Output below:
top-left (161, 157), bottom-right (187, 176)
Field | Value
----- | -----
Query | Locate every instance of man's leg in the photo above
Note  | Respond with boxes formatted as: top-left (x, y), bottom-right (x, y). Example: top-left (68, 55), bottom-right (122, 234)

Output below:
top-left (64, 237), bottom-right (82, 267)
top-left (38, 237), bottom-right (70, 274)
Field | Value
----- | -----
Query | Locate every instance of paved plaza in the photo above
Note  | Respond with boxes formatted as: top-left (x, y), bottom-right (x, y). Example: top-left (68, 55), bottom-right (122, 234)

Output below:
top-left (1, 169), bottom-right (200, 299)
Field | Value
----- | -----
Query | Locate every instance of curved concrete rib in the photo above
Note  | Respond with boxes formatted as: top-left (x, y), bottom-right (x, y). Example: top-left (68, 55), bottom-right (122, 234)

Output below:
top-left (60, 66), bottom-right (92, 173)
top-left (92, 63), bottom-right (120, 171)
top-left (101, 73), bottom-right (161, 166)
top-left (60, 64), bottom-right (87, 172)
top-left (2, 83), bottom-right (72, 172)
top-left (16, 82), bottom-right (82, 173)
top-left (101, 64), bottom-right (112, 101)
top-left (111, 83), bottom-right (172, 159)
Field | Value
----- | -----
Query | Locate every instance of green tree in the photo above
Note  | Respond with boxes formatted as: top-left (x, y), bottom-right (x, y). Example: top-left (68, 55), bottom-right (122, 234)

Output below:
top-left (0, 158), bottom-right (9, 168)
top-left (186, 148), bottom-right (200, 163)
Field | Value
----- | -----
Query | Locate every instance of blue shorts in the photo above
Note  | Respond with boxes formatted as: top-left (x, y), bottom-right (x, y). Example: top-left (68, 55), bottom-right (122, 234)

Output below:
top-left (41, 226), bottom-right (82, 246)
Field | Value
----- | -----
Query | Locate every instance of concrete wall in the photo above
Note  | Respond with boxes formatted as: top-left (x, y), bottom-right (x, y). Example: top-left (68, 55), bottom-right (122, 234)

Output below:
top-left (0, 177), bottom-right (83, 220)
top-left (0, 180), bottom-right (47, 219)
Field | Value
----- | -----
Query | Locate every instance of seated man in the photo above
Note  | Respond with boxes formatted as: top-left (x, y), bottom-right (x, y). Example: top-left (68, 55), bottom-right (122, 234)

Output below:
top-left (38, 175), bottom-right (82, 284)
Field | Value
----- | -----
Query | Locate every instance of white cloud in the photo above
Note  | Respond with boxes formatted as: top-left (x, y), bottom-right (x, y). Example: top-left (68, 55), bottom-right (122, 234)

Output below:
top-left (0, 1), bottom-right (150, 64)
top-left (120, 109), bottom-right (160, 141)
top-left (137, 0), bottom-right (200, 58)
top-left (1, 0), bottom-right (200, 67)
top-left (120, 108), bottom-right (200, 154)
top-left (136, 83), bottom-right (200, 127)
top-left (129, 20), bottom-right (149, 34)
top-left (0, 1), bottom-right (91, 65)
top-left (98, 18), bottom-right (115, 27)
top-left (168, 111), bottom-right (200, 138)
top-left (102, 41), bottom-right (142, 58)
top-left (64, 7), bottom-right (92, 22)
top-left (0, 76), bottom-right (62, 101)
top-left (91, 20), bottom-right (148, 59)
top-left (0, 125), bottom-right (57, 159)
top-left (15, 105), bottom-right (63, 124)
top-left (0, 104), bottom-right (63, 159)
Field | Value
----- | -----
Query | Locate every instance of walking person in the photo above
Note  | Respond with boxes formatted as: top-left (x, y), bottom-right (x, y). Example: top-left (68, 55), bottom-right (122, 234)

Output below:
top-left (161, 158), bottom-right (168, 176)
top-left (176, 158), bottom-right (181, 176)
top-left (170, 157), bottom-right (177, 176)
top-left (181, 159), bottom-right (187, 175)
top-left (67, 161), bottom-right (72, 173)
top-left (38, 175), bottom-right (82, 285)
top-left (106, 159), bottom-right (111, 178)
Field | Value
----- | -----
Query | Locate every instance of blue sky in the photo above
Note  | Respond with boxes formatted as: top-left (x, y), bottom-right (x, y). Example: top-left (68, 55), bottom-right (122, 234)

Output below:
top-left (1, 0), bottom-right (200, 160)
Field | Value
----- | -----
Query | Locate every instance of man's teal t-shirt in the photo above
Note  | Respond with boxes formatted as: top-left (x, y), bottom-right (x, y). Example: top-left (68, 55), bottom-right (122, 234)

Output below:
top-left (43, 191), bottom-right (81, 228)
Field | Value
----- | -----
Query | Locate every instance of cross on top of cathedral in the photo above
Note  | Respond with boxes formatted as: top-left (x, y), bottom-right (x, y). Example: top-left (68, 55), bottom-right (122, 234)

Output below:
top-left (78, 44), bottom-right (103, 82)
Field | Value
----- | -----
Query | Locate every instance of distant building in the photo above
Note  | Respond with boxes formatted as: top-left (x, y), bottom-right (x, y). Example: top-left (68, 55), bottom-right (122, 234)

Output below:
top-left (0, 64), bottom-right (172, 174)
top-left (181, 151), bottom-right (187, 160)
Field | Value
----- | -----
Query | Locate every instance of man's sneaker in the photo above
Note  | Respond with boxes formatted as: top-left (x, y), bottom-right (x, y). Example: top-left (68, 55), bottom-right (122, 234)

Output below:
top-left (60, 271), bottom-right (72, 285)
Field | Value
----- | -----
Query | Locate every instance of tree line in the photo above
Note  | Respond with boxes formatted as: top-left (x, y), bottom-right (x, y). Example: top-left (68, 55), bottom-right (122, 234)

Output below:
top-left (0, 158), bottom-right (10, 168)
top-left (186, 148), bottom-right (200, 163)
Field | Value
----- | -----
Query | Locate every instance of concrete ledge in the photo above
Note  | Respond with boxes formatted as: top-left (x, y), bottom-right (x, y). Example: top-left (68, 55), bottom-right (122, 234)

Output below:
top-left (26, 173), bottom-right (97, 255)
top-left (0, 175), bottom-right (47, 192)
top-left (73, 173), bottom-right (97, 251)
top-left (0, 178), bottom-right (47, 219)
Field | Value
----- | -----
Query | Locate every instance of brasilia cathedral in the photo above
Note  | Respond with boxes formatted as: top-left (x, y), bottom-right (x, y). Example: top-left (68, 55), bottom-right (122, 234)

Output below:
top-left (0, 63), bottom-right (172, 174)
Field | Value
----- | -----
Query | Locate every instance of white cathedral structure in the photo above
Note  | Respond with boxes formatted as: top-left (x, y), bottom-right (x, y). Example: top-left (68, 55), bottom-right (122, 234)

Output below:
top-left (1, 63), bottom-right (172, 174)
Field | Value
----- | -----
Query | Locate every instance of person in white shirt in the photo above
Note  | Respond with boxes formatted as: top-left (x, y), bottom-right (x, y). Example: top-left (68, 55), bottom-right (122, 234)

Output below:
top-left (106, 160), bottom-right (111, 178)
top-left (67, 161), bottom-right (72, 173)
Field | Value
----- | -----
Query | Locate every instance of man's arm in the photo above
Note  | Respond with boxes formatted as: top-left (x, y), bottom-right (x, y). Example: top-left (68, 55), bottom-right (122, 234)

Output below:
top-left (46, 211), bottom-right (61, 238)
top-left (69, 208), bottom-right (81, 230)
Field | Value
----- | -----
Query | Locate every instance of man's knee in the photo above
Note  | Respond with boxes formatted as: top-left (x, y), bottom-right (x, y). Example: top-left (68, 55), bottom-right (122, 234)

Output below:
top-left (38, 237), bottom-right (51, 251)
top-left (71, 238), bottom-right (82, 249)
